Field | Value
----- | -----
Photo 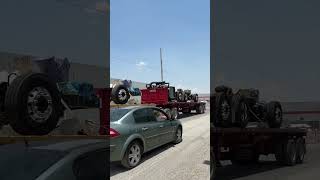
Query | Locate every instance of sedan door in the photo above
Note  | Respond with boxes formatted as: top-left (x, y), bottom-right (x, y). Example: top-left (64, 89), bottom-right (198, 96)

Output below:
top-left (151, 108), bottom-right (176, 144)
top-left (132, 108), bottom-right (162, 150)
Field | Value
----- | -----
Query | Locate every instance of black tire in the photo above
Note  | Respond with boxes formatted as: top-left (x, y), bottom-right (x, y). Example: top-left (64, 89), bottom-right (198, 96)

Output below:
top-left (184, 93), bottom-right (188, 102)
top-left (200, 104), bottom-right (205, 114)
top-left (196, 105), bottom-right (205, 114)
top-left (177, 92), bottom-right (184, 102)
top-left (296, 138), bottom-right (306, 164)
top-left (111, 84), bottom-right (130, 104)
top-left (285, 139), bottom-right (297, 166)
top-left (196, 106), bottom-right (201, 114)
top-left (211, 149), bottom-right (216, 180)
top-left (121, 141), bottom-right (143, 169)
top-left (233, 95), bottom-right (249, 128)
top-left (193, 94), bottom-right (199, 102)
top-left (213, 92), bottom-right (232, 127)
top-left (266, 101), bottom-right (283, 128)
top-left (4, 73), bottom-right (63, 135)
top-left (275, 139), bottom-right (297, 166)
top-left (173, 126), bottom-right (183, 144)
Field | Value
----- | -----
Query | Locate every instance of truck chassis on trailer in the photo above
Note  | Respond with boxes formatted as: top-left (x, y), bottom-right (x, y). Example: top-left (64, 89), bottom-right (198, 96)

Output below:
top-left (140, 81), bottom-right (206, 119)
top-left (211, 127), bottom-right (307, 179)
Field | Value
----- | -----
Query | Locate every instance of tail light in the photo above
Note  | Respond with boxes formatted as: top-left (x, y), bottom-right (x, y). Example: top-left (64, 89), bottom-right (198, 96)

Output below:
top-left (110, 128), bottom-right (120, 138)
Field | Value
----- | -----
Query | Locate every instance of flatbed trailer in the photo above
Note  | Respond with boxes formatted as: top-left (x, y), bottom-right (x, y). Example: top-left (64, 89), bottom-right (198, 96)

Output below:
top-left (155, 101), bottom-right (206, 114)
top-left (211, 127), bottom-right (307, 179)
top-left (111, 101), bottom-right (206, 120)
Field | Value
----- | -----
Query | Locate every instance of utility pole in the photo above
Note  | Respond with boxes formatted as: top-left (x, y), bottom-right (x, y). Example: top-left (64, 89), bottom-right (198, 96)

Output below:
top-left (160, 48), bottom-right (163, 81)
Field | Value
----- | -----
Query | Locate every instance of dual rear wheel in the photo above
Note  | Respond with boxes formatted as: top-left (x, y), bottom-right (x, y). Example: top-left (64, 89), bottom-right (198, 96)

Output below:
top-left (275, 137), bottom-right (306, 166)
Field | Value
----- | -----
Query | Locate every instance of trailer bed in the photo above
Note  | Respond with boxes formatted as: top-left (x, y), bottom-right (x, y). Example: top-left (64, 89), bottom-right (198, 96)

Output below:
top-left (155, 101), bottom-right (206, 109)
top-left (212, 127), bottom-right (307, 135)
top-left (212, 126), bottom-right (307, 178)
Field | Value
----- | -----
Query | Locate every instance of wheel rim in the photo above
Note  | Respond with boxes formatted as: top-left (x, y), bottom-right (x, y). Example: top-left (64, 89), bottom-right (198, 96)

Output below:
top-left (275, 107), bottom-right (282, 123)
top-left (240, 102), bottom-right (248, 121)
top-left (292, 151), bottom-right (296, 162)
top-left (299, 150), bottom-right (305, 161)
top-left (289, 142), bottom-right (297, 163)
top-left (128, 144), bottom-right (141, 166)
top-left (298, 143), bottom-right (305, 161)
top-left (221, 100), bottom-right (230, 121)
top-left (176, 128), bottom-right (182, 141)
top-left (27, 87), bottom-right (53, 123)
top-left (118, 89), bottom-right (128, 101)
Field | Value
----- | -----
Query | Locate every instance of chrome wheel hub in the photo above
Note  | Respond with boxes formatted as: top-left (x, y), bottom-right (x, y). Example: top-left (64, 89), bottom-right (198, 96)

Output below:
top-left (240, 103), bottom-right (248, 121)
top-left (176, 129), bottom-right (182, 141)
top-left (275, 107), bottom-right (282, 122)
top-left (118, 89), bottom-right (128, 101)
top-left (221, 100), bottom-right (230, 121)
top-left (128, 144), bottom-right (141, 166)
top-left (27, 87), bottom-right (53, 123)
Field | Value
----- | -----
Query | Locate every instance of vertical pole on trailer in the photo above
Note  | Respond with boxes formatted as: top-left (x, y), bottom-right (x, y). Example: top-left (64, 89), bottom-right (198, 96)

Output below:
top-left (160, 48), bottom-right (163, 82)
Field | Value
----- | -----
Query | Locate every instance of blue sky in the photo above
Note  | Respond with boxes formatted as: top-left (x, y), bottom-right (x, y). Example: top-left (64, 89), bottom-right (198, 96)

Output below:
top-left (110, 0), bottom-right (210, 94)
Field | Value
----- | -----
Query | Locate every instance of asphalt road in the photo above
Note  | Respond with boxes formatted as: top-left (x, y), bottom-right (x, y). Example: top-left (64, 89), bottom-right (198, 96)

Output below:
top-left (216, 144), bottom-right (320, 180)
top-left (110, 110), bottom-right (210, 180)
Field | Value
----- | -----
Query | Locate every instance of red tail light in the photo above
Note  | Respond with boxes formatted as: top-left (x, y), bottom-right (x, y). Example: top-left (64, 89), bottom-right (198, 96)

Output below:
top-left (110, 128), bottom-right (120, 138)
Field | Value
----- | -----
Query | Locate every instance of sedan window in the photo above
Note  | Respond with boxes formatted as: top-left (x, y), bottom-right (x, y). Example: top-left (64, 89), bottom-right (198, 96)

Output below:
top-left (133, 109), bottom-right (156, 123)
top-left (153, 109), bottom-right (168, 122)
top-left (110, 109), bottom-right (130, 122)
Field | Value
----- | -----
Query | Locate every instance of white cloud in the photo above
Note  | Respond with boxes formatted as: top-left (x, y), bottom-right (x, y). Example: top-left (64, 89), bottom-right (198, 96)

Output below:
top-left (136, 61), bottom-right (147, 71)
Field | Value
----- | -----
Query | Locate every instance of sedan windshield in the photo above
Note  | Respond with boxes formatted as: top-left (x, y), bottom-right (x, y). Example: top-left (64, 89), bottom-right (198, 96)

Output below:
top-left (111, 109), bottom-right (130, 122)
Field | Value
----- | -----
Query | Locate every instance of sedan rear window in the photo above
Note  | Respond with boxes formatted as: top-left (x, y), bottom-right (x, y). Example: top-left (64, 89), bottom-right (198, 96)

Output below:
top-left (110, 109), bottom-right (130, 122)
